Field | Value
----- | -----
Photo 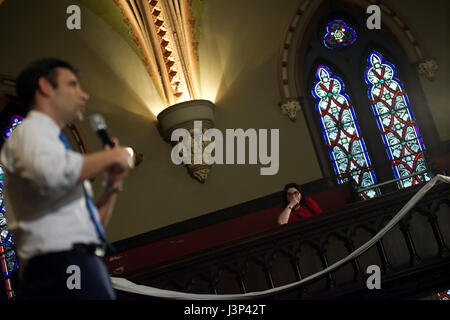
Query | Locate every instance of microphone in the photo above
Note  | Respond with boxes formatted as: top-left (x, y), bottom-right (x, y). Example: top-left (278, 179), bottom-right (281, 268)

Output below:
top-left (89, 113), bottom-right (143, 167)
top-left (89, 113), bottom-right (115, 147)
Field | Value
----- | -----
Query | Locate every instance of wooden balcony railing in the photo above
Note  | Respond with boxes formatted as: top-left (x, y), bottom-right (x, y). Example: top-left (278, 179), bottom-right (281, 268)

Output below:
top-left (113, 176), bottom-right (450, 300)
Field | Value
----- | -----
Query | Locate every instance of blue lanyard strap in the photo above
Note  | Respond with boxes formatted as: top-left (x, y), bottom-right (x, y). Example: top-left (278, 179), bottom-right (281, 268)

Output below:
top-left (59, 132), bottom-right (115, 253)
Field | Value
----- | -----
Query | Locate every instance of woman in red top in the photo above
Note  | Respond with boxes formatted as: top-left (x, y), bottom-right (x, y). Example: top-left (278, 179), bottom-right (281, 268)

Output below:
top-left (278, 183), bottom-right (322, 225)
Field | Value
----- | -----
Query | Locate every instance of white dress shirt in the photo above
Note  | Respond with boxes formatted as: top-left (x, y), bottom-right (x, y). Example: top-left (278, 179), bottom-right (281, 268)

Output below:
top-left (0, 110), bottom-right (100, 261)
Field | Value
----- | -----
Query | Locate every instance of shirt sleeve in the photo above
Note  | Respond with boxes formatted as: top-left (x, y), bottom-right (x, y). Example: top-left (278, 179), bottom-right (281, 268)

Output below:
top-left (10, 125), bottom-right (83, 193)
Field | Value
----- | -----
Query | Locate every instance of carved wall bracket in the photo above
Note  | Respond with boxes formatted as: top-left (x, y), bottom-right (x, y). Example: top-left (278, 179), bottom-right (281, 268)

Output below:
top-left (279, 98), bottom-right (301, 122)
top-left (417, 58), bottom-right (439, 81)
top-left (157, 99), bottom-right (216, 183)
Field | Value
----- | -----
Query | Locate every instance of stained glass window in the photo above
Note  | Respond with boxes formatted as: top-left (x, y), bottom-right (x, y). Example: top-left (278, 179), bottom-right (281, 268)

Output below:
top-left (312, 66), bottom-right (378, 199)
top-left (0, 114), bottom-right (20, 299)
top-left (437, 289), bottom-right (450, 300)
top-left (323, 19), bottom-right (356, 49)
top-left (0, 166), bottom-right (17, 299)
top-left (3, 116), bottom-right (22, 140)
top-left (365, 51), bottom-right (430, 189)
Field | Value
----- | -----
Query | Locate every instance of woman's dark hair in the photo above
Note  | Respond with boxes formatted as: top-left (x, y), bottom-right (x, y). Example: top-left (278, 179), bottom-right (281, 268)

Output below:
top-left (15, 58), bottom-right (78, 112)
top-left (281, 183), bottom-right (308, 209)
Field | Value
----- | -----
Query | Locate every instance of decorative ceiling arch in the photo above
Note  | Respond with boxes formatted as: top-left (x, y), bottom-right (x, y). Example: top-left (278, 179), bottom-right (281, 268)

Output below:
top-left (277, 0), bottom-right (439, 121)
top-left (78, 0), bottom-right (207, 108)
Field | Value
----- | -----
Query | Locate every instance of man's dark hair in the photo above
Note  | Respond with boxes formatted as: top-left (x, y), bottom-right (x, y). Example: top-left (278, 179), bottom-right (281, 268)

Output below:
top-left (281, 183), bottom-right (307, 208)
top-left (15, 58), bottom-right (78, 112)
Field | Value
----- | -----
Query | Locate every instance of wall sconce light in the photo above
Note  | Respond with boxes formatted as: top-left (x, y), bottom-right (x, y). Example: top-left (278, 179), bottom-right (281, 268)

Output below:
top-left (157, 99), bottom-right (216, 183)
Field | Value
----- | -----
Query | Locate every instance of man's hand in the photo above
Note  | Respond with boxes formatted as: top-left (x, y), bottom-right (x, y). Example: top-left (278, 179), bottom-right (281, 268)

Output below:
top-left (77, 138), bottom-right (133, 185)
top-left (104, 138), bottom-right (134, 186)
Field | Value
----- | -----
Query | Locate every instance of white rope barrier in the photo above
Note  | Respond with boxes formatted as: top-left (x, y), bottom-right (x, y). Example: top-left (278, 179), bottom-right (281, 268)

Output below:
top-left (111, 174), bottom-right (450, 300)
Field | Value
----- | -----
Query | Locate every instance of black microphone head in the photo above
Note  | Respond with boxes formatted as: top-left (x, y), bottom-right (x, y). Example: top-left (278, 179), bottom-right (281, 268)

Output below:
top-left (89, 113), bottom-right (107, 132)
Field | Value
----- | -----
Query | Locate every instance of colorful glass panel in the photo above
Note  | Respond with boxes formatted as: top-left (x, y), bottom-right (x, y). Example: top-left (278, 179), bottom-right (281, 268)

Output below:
top-left (437, 290), bottom-right (450, 300)
top-left (0, 165), bottom-right (17, 299)
top-left (312, 66), bottom-right (378, 199)
top-left (0, 114), bottom-right (21, 299)
top-left (323, 19), bottom-right (356, 49)
top-left (3, 116), bottom-right (22, 140)
top-left (365, 51), bottom-right (430, 189)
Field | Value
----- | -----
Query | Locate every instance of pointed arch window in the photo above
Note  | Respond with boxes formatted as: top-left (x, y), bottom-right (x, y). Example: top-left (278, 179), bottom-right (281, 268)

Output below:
top-left (365, 51), bottom-right (430, 188)
top-left (303, 12), bottom-right (434, 199)
top-left (312, 66), bottom-right (377, 199)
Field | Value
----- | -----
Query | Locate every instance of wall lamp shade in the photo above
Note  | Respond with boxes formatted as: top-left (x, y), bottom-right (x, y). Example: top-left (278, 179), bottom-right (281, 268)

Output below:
top-left (157, 99), bottom-right (216, 183)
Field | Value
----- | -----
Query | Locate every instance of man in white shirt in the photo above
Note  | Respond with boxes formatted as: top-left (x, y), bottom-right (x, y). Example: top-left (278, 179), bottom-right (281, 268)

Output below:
top-left (0, 58), bottom-right (134, 299)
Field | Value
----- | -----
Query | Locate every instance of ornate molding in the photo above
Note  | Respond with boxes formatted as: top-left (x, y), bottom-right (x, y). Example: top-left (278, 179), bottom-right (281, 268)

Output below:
top-left (147, 0), bottom-right (187, 101)
top-left (417, 58), bottom-right (439, 81)
top-left (0, 74), bottom-right (16, 96)
top-left (278, 0), bottom-right (313, 100)
top-left (109, 0), bottom-right (201, 107)
top-left (183, 123), bottom-right (214, 183)
top-left (279, 98), bottom-right (301, 122)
